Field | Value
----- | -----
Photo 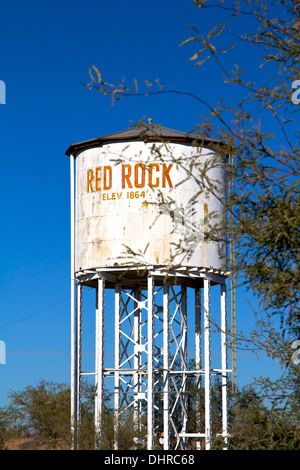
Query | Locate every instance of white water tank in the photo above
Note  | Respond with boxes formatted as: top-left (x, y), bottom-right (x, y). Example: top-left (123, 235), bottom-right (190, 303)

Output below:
top-left (66, 124), bottom-right (227, 273)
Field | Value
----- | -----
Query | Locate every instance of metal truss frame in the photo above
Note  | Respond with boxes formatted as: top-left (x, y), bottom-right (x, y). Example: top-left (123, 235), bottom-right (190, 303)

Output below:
top-left (71, 266), bottom-right (230, 450)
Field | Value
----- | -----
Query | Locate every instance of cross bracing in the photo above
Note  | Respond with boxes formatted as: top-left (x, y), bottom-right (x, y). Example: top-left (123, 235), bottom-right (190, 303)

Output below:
top-left (71, 266), bottom-right (231, 450)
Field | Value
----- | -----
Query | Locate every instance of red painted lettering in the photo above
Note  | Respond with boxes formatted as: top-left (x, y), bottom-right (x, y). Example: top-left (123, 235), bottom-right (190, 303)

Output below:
top-left (95, 167), bottom-right (101, 191)
top-left (122, 164), bottom-right (132, 188)
top-left (134, 163), bottom-right (145, 188)
top-left (149, 163), bottom-right (159, 188)
top-left (103, 166), bottom-right (112, 190)
top-left (162, 163), bottom-right (173, 188)
top-left (87, 169), bottom-right (94, 192)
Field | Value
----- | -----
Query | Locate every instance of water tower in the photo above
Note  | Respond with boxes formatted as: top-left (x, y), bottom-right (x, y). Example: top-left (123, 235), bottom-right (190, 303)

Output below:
top-left (66, 122), bottom-right (231, 450)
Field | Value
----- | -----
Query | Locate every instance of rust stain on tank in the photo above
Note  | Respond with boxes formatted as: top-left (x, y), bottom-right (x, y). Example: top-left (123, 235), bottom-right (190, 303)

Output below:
top-left (204, 203), bottom-right (208, 236)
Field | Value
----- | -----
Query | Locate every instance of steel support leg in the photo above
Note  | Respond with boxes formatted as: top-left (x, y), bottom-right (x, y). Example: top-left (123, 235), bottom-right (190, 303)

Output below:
top-left (95, 277), bottom-right (105, 449)
top-left (163, 283), bottom-right (170, 450)
top-left (114, 283), bottom-right (121, 449)
top-left (195, 288), bottom-right (201, 450)
top-left (70, 154), bottom-right (76, 449)
top-left (76, 283), bottom-right (82, 435)
top-left (221, 282), bottom-right (228, 448)
top-left (71, 281), bottom-right (77, 449)
top-left (204, 278), bottom-right (211, 450)
top-left (181, 287), bottom-right (188, 449)
top-left (147, 275), bottom-right (154, 450)
top-left (134, 287), bottom-right (142, 433)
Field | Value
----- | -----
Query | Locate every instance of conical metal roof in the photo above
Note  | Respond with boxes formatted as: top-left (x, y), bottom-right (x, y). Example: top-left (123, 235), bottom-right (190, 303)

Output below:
top-left (65, 122), bottom-right (221, 157)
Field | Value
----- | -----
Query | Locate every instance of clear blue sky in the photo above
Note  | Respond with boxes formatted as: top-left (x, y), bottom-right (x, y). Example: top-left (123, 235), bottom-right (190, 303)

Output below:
top-left (0, 0), bottom-right (289, 406)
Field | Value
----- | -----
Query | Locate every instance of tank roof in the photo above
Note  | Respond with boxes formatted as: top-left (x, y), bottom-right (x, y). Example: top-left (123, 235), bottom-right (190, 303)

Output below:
top-left (65, 123), bottom-right (224, 156)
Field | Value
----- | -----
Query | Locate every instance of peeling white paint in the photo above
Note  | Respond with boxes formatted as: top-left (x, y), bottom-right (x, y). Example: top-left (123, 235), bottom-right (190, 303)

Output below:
top-left (75, 141), bottom-right (226, 271)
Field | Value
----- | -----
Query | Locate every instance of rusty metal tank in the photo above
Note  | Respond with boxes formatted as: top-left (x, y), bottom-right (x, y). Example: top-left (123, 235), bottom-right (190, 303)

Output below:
top-left (66, 124), bottom-right (227, 273)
